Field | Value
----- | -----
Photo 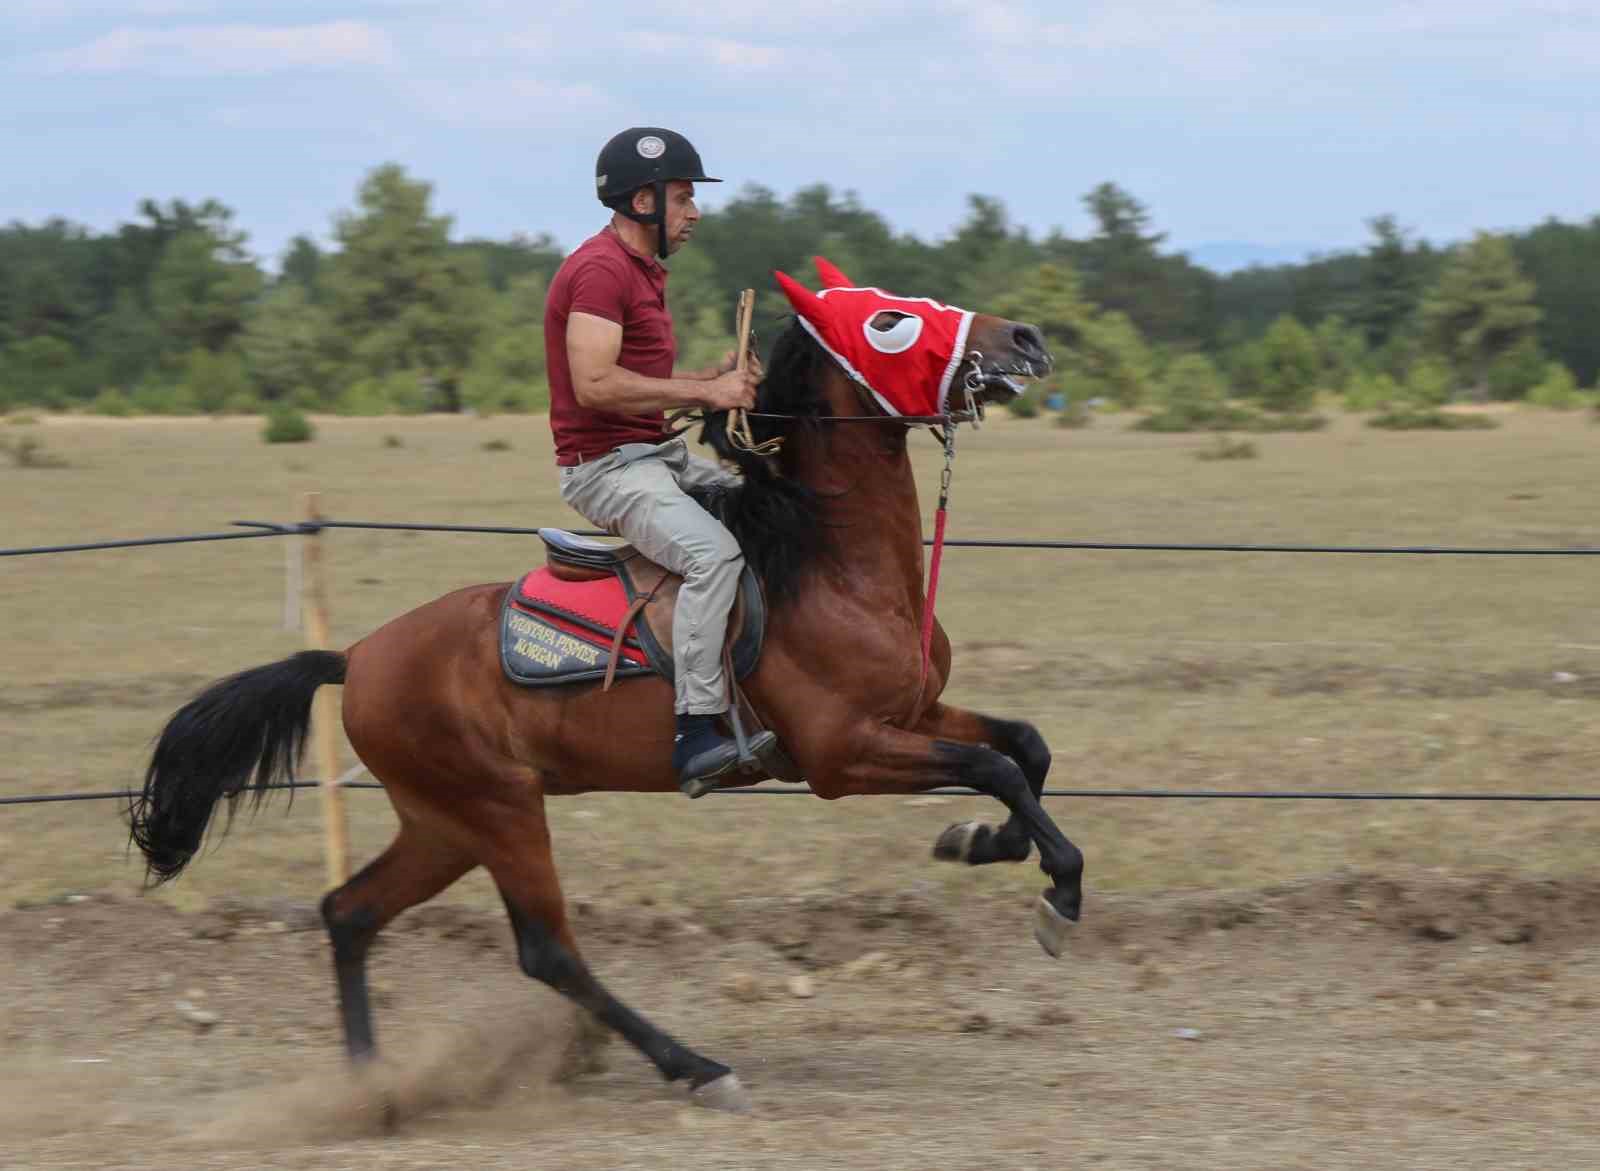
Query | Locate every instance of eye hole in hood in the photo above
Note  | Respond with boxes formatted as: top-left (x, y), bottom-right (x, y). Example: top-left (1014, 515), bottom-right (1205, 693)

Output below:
top-left (863, 310), bottom-right (924, 354)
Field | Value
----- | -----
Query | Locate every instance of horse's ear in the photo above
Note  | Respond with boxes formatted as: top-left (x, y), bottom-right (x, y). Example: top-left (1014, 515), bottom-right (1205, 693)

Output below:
top-left (774, 269), bottom-right (825, 322)
top-left (813, 257), bottom-right (852, 289)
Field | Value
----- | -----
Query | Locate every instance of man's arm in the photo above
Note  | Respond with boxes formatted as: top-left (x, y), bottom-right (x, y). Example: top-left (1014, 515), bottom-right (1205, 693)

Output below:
top-left (675, 349), bottom-right (764, 383)
top-left (568, 313), bottom-right (755, 413)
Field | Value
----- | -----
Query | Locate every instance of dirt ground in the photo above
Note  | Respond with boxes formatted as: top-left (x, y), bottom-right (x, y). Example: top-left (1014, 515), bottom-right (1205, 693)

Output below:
top-left (7, 870), bottom-right (1600, 1170)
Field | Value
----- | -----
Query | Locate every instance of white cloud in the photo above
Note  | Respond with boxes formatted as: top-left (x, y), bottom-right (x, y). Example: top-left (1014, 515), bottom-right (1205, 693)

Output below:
top-left (639, 0), bottom-right (903, 38)
top-left (7, 1), bottom-right (233, 24)
top-left (39, 20), bottom-right (395, 74)
top-left (410, 76), bottom-right (616, 130)
top-left (623, 30), bottom-right (787, 72)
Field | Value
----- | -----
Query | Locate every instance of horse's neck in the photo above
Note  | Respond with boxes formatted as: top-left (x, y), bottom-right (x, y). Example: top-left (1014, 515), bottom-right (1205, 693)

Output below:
top-left (789, 380), bottom-right (925, 604)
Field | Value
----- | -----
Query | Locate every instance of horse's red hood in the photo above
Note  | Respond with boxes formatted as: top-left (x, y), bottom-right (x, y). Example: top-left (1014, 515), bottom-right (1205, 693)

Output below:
top-left (774, 257), bottom-right (974, 418)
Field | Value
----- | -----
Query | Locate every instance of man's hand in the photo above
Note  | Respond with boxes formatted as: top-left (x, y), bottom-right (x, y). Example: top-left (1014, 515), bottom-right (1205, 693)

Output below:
top-left (702, 367), bottom-right (758, 411)
top-left (717, 349), bottom-right (765, 381)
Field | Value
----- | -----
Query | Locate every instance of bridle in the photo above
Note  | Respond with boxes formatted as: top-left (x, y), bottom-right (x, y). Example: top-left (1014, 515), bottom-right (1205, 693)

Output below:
top-left (724, 349), bottom-right (1004, 446)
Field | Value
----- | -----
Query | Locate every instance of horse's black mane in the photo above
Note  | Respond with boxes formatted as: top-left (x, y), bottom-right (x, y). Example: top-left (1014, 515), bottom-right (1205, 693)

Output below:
top-left (699, 321), bottom-right (838, 605)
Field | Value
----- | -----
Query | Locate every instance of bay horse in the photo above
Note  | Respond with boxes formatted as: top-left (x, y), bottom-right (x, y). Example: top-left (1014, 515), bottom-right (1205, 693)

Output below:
top-left (129, 261), bottom-right (1082, 1114)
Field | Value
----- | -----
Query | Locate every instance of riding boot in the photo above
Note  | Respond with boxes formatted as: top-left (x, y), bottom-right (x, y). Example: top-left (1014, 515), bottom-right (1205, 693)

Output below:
top-left (673, 713), bottom-right (777, 798)
top-left (673, 714), bottom-right (741, 797)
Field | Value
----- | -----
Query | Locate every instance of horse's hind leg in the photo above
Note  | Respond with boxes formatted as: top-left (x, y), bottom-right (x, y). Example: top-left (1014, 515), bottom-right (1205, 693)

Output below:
top-left (319, 822), bottom-right (476, 1063)
top-left (484, 802), bottom-right (752, 1112)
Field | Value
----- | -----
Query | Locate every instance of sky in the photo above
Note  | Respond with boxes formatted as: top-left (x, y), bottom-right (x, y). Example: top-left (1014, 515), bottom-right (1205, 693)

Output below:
top-left (5, 0), bottom-right (1598, 271)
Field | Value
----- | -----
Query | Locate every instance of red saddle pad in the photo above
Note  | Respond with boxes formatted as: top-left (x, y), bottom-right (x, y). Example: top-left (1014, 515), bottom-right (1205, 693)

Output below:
top-left (509, 568), bottom-right (649, 667)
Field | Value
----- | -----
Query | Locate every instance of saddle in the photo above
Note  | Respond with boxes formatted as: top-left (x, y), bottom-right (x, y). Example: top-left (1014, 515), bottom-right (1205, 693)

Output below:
top-left (500, 529), bottom-right (766, 691)
top-left (501, 529), bottom-right (800, 784)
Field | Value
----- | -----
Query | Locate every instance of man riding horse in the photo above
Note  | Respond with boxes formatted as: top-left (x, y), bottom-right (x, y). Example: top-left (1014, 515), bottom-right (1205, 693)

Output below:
top-left (544, 127), bottom-right (774, 796)
top-left (134, 161), bottom-right (1074, 1111)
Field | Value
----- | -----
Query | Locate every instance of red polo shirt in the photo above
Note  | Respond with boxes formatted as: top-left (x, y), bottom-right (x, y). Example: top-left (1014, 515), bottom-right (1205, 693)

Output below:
top-left (544, 226), bottom-right (676, 465)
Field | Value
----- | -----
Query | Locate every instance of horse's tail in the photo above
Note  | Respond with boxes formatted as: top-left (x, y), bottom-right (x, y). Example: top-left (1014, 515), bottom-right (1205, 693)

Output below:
top-left (129, 649), bottom-right (347, 885)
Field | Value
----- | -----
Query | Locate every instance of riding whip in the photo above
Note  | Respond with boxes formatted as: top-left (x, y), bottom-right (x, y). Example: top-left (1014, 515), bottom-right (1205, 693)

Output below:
top-left (726, 289), bottom-right (782, 455)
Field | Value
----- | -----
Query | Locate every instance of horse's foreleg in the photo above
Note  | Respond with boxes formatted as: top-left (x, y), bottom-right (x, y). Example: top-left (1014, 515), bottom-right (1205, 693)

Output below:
top-left (812, 723), bottom-right (1083, 955)
top-left (913, 704), bottom-right (1049, 867)
top-left (484, 805), bottom-right (752, 1112)
top-left (320, 825), bottom-right (477, 1063)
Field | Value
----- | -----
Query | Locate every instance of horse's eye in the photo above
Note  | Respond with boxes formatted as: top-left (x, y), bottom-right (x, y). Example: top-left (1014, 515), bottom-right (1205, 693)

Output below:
top-left (863, 311), bottom-right (924, 354)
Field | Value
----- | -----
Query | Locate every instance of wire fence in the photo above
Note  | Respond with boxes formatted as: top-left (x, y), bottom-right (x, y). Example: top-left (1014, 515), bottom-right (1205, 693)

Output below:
top-left (6, 518), bottom-right (1600, 560)
top-left (10, 781), bottom-right (1600, 809)
top-left (3, 515), bottom-right (1595, 809)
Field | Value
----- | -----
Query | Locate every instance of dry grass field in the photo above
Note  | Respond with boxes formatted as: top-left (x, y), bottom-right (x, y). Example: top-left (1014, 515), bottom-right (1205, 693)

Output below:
top-left (3, 407), bottom-right (1598, 1168)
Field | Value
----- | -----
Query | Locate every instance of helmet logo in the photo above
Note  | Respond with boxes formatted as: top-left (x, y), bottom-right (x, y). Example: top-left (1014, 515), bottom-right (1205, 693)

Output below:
top-left (596, 174), bottom-right (607, 187)
top-left (636, 135), bottom-right (666, 159)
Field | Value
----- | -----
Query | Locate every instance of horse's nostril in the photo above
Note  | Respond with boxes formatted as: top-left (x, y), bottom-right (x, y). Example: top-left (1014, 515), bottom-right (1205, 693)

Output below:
top-left (1013, 325), bottom-right (1045, 356)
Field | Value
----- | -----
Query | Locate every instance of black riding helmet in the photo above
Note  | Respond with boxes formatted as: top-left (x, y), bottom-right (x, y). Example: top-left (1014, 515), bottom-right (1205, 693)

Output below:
top-left (595, 127), bottom-right (720, 260)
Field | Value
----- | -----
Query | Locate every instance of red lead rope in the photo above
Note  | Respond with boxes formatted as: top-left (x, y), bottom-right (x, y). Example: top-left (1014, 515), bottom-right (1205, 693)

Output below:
top-left (919, 425), bottom-right (957, 690)
top-left (919, 505), bottom-right (948, 689)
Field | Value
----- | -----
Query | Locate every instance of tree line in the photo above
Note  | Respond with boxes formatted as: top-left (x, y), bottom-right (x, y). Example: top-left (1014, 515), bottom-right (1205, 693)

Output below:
top-left (1, 164), bottom-right (1595, 417)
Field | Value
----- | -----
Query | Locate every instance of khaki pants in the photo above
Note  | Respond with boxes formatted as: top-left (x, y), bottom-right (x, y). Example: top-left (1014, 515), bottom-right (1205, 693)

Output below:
top-left (559, 438), bottom-right (744, 715)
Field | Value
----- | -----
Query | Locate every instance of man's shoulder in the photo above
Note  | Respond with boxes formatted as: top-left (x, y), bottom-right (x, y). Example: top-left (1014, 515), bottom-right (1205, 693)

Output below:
top-left (555, 230), bottom-right (631, 283)
top-left (549, 233), bottom-right (632, 319)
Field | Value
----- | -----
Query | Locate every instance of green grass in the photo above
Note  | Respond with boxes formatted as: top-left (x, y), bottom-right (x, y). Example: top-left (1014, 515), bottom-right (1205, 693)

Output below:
top-left (1, 411), bottom-right (1596, 915)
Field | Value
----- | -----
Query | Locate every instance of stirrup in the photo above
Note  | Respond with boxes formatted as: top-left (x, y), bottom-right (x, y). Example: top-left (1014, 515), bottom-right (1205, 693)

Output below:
top-left (677, 730), bottom-right (778, 798)
top-left (677, 741), bottom-right (741, 798)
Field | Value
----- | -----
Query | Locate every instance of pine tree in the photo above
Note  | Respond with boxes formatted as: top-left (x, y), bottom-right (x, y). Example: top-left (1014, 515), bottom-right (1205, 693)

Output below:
top-left (1419, 233), bottom-right (1542, 398)
top-left (320, 164), bottom-right (490, 412)
top-left (1358, 215), bottom-right (1421, 349)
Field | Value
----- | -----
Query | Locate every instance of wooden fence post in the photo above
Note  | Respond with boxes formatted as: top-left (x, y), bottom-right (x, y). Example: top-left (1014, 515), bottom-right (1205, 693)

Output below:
top-left (301, 492), bottom-right (350, 886)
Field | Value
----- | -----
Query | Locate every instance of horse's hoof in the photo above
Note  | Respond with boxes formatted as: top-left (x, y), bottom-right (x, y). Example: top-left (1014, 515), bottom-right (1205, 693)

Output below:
top-left (932, 821), bottom-right (983, 863)
top-left (691, 1072), bottom-right (751, 1114)
top-left (1033, 893), bottom-right (1073, 958)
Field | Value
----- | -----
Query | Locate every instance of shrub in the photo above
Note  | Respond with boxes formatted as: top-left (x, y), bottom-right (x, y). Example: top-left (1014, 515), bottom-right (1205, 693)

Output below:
top-left (1402, 359), bottom-right (1454, 407)
top-left (130, 381), bottom-right (201, 415)
top-left (6, 412), bottom-right (40, 426)
top-left (1486, 337), bottom-right (1546, 401)
top-left (462, 370), bottom-right (551, 415)
top-left (288, 386), bottom-right (325, 411)
top-left (1343, 371), bottom-right (1398, 412)
top-left (90, 388), bottom-right (133, 417)
top-left (481, 437), bottom-right (513, 452)
top-left (1195, 435), bottom-right (1258, 460)
top-left (263, 404), bottom-right (314, 443)
top-left (1367, 408), bottom-right (1498, 431)
top-left (1135, 401), bottom-right (1254, 432)
top-left (1527, 364), bottom-right (1583, 410)
top-left (1250, 412), bottom-right (1327, 433)
top-left (382, 433), bottom-right (405, 449)
top-left (1157, 353), bottom-right (1227, 411)
top-left (337, 379), bottom-right (391, 416)
top-left (381, 370), bottom-right (431, 415)
top-left (1134, 403), bottom-right (1324, 433)
top-left (1256, 315), bottom-right (1321, 412)
top-left (180, 348), bottom-right (251, 414)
